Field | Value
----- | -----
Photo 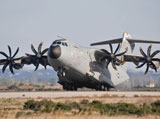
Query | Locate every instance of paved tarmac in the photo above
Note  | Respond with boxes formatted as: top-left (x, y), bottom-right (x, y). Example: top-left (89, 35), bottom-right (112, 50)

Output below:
top-left (0, 91), bottom-right (160, 98)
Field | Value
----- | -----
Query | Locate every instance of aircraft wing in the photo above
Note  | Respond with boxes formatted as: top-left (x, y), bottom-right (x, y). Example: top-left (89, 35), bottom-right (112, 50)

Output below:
top-left (124, 54), bottom-right (146, 65)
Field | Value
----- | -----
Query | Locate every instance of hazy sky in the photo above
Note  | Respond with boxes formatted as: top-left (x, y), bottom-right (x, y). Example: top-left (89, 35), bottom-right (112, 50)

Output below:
top-left (0, 0), bottom-right (160, 71)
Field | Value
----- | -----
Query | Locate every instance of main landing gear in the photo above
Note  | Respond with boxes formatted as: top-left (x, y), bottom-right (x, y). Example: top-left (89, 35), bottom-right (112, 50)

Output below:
top-left (63, 83), bottom-right (78, 91)
top-left (95, 84), bottom-right (110, 91)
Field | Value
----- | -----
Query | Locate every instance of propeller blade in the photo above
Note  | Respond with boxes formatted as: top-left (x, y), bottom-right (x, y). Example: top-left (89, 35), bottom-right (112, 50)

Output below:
top-left (12, 47), bottom-right (19, 58)
top-left (105, 59), bottom-right (111, 69)
top-left (25, 42), bottom-right (49, 71)
top-left (136, 62), bottom-right (146, 68)
top-left (38, 42), bottom-right (43, 54)
top-left (34, 63), bottom-right (39, 71)
top-left (101, 49), bottom-right (110, 55)
top-left (147, 44), bottom-right (152, 56)
top-left (140, 47), bottom-right (147, 57)
top-left (151, 50), bottom-right (160, 58)
top-left (0, 52), bottom-right (8, 58)
top-left (109, 44), bottom-right (113, 53)
top-left (40, 58), bottom-right (47, 69)
top-left (150, 61), bottom-right (157, 73)
top-left (115, 50), bottom-right (126, 57)
top-left (106, 59), bottom-right (111, 66)
top-left (2, 62), bottom-right (9, 73)
top-left (31, 44), bottom-right (37, 55)
top-left (114, 44), bottom-right (120, 54)
top-left (9, 64), bottom-right (14, 74)
top-left (144, 63), bottom-right (150, 74)
top-left (34, 59), bottom-right (40, 71)
top-left (152, 58), bottom-right (160, 61)
top-left (41, 48), bottom-right (49, 55)
top-left (8, 45), bottom-right (12, 57)
top-left (111, 59), bottom-right (117, 70)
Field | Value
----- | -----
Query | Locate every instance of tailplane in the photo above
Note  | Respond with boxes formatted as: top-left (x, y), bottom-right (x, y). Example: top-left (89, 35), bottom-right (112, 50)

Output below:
top-left (90, 32), bottom-right (160, 46)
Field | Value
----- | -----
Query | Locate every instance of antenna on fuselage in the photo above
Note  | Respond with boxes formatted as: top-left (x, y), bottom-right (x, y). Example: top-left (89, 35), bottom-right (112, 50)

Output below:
top-left (57, 35), bottom-right (67, 40)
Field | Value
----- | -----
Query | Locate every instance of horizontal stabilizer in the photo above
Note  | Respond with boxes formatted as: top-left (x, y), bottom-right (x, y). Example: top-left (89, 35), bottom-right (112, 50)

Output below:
top-left (90, 38), bottom-right (122, 46)
top-left (126, 38), bottom-right (160, 44)
top-left (90, 38), bottom-right (160, 46)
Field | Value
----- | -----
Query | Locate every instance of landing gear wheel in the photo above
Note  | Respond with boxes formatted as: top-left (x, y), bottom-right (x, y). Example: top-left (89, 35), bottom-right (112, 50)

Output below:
top-left (95, 84), bottom-right (103, 91)
top-left (107, 87), bottom-right (110, 91)
top-left (103, 85), bottom-right (108, 91)
top-left (62, 83), bottom-right (67, 90)
top-left (73, 85), bottom-right (77, 91)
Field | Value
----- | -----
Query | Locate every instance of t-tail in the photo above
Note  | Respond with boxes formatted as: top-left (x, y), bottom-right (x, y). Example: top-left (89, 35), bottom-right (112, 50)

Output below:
top-left (91, 32), bottom-right (160, 54)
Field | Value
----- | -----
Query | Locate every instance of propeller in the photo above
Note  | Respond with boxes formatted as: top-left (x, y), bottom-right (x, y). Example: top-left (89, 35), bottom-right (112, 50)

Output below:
top-left (0, 46), bottom-right (22, 74)
top-left (101, 44), bottom-right (127, 70)
top-left (25, 42), bottom-right (49, 71)
top-left (136, 44), bottom-right (160, 74)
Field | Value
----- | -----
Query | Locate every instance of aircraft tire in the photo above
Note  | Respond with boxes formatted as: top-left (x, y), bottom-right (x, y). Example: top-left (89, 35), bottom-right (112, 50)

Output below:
top-left (73, 86), bottom-right (77, 91)
top-left (103, 86), bottom-right (108, 91)
top-left (95, 85), bottom-right (102, 91)
top-left (107, 87), bottom-right (110, 91)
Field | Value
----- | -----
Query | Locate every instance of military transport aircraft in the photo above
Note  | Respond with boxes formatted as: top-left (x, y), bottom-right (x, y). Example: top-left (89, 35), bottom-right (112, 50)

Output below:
top-left (0, 32), bottom-right (160, 91)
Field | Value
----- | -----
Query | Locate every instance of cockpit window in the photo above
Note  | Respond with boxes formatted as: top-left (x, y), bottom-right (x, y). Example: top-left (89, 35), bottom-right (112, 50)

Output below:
top-left (52, 40), bottom-right (68, 47)
top-left (57, 42), bottom-right (61, 44)
top-left (65, 43), bottom-right (68, 46)
top-left (62, 42), bottom-right (65, 46)
top-left (52, 41), bottom-right (57, 44)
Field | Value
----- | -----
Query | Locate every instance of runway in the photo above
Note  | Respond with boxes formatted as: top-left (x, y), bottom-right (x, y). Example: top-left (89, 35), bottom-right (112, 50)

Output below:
top-left (0, 91), bottom-right (160, 98)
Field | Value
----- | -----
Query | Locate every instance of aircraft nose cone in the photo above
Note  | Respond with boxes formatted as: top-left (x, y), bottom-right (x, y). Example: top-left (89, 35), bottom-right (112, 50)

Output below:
top-left (48, 45), bottom-right (61, 59)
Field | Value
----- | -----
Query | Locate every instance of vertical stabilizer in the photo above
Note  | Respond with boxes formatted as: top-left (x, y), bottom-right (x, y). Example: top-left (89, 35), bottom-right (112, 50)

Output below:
top-left (120, 32), bottom-right (135, 54)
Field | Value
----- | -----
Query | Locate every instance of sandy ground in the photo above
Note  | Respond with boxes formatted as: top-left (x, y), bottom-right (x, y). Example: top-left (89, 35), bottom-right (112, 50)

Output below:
top-left (0, 91), bottom-right (160, 98)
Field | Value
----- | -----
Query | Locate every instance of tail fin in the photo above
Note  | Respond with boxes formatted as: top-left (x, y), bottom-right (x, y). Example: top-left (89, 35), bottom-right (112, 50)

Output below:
top-left (120, 32), bottom-right (135, 54)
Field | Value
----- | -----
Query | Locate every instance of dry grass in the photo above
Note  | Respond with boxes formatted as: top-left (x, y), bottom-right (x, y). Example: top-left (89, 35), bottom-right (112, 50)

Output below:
top-left (1, 94), bottom-right (160, 119)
